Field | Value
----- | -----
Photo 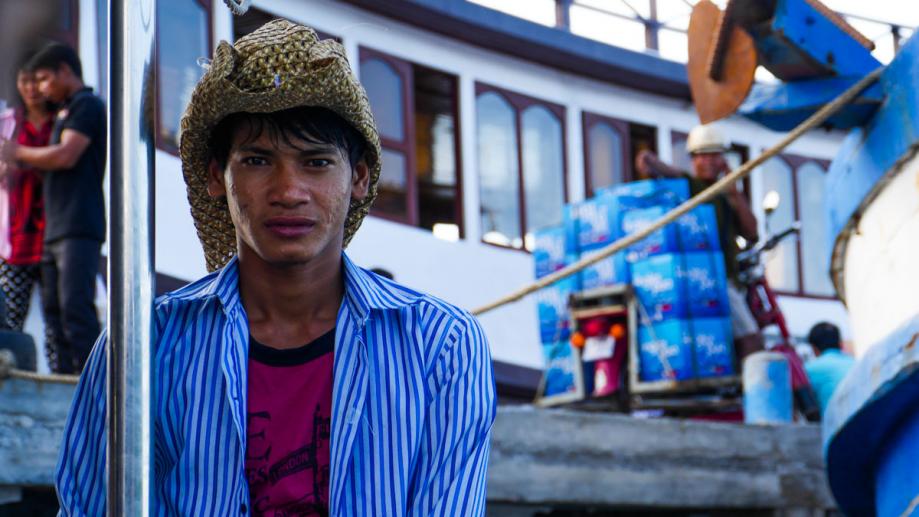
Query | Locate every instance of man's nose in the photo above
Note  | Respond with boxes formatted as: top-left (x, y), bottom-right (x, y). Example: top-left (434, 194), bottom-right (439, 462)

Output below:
top-left (269, 163), bottom-right (310, 206)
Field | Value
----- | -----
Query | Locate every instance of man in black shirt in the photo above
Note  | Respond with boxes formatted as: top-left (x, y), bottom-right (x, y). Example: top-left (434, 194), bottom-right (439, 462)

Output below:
top-left (0, 43), bottom-right (105, 373)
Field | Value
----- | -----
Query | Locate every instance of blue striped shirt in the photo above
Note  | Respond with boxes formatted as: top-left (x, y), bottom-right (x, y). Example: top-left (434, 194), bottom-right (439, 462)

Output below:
top-left (56, 254), bottom-right (497, 516)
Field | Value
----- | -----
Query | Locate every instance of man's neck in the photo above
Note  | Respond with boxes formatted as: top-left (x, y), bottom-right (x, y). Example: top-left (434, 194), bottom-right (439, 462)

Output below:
top-left (64, 79), bottom-right (85, 102)
top-left (238, 247), bottom-right (345, 349)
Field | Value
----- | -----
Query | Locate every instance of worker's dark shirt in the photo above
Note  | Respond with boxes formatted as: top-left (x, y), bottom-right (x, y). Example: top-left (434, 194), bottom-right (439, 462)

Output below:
top-left (686, 174), bottom-right (742, 282)
top-left (46, 87), bottom-right (107, 243)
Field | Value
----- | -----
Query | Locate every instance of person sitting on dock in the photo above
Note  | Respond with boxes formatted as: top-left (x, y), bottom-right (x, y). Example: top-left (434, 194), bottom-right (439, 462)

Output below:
top-left (55, 19), bottom-right (496, 516)
top-left (804, 322), bottom-right (854, 414)
top-left (635, 124), bottom-right (763, 361)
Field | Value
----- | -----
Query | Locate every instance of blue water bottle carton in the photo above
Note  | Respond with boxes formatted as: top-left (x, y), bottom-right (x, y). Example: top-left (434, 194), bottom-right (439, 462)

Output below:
top-left (683, 252), bottom-right (730, 318)
top-left (677, 204), bottom-right (721, 251)
top-left (533, 225), bottom-right (571, 279)
top-left (606, 178), bottom-right (691, 205)
top-left (630, 253), bottom-right (688, 322)
top-left (620, 205), bottom-right (681, 261)
top-left (691, 317), bottom-right (735, 378)
top-left (567, 195), bottom-right (621, 252)
top-left (580, 251), bottom-right (631, 290)
top-left (541, 340), bottom-right (579, 397)
top-left (535, 275), bottom-right (579, 343)
top-left (637, 319), bottom-right (694, 381)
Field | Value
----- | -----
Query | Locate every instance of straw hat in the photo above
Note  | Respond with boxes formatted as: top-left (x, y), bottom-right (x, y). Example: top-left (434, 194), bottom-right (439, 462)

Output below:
top-left (179, 19), bottom-right (381, 272)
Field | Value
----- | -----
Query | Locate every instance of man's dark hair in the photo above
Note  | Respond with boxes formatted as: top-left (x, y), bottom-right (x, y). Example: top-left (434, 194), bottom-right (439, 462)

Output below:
top-left (807, 322), bottom-right (841, 353)
top-left (209, 106), bottom-right (367, 171)
top-left (27, 42), bottom-right (83, 79)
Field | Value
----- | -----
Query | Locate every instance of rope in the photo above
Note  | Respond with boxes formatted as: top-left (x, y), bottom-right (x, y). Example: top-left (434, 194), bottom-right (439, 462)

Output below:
top-left (472, 67), bottom-right (883, 316)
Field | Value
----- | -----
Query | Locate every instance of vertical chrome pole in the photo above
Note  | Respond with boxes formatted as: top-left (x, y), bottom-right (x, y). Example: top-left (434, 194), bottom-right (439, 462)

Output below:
top-left (108, 0), bottom-right (155, 514)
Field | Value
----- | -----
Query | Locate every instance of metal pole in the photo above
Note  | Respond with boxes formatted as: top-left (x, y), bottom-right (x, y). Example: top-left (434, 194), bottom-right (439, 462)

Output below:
top-left (107, 0), bottom-right (155, 514)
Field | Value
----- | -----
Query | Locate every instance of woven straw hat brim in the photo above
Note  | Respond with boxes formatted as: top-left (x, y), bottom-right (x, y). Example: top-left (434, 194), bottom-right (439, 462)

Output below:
top-left (179, 20), bottom-right (381, 272)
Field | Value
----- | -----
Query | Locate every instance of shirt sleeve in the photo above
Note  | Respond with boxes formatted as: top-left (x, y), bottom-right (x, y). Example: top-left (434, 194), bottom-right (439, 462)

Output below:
top-left (409, 313), bottom-right (497, 517)
top-left (60, 96), bottom-right (103, 141)
top-left (55, 332), bottom-right (108, 516)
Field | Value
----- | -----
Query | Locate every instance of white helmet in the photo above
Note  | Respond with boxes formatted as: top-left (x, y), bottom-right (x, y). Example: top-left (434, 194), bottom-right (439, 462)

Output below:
top-left (686, 124), bottom-right (728, 155)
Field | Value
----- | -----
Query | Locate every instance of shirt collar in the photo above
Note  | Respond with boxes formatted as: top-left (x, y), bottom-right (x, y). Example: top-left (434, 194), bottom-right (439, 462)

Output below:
top-left (200, 253), bottom-right (422, 325)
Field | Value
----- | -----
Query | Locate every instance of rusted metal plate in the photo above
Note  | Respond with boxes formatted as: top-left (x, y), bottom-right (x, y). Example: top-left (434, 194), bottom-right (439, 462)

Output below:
top-left (687, 0), bottom-right (757, 124)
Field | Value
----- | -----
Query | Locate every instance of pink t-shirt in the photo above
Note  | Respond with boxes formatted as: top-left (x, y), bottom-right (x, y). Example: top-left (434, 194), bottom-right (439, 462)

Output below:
top-left (245, 329), bottom-right (334, 516)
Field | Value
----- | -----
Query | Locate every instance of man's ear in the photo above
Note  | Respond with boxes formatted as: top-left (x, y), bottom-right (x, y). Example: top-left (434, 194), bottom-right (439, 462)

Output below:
top-left (207, 158), bottom-right (227, 198)
top-left (350, 159), bottom-right (370, 201)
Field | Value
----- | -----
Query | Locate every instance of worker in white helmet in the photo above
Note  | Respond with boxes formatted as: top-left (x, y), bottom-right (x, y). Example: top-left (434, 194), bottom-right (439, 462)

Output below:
top-left (636, 124), bottom-right (763, 359)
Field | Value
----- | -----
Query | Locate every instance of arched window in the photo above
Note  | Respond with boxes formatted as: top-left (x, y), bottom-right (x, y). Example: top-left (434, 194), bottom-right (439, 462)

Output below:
top-left (522, 105), bottom-right (565, 240)
top-left (475, 84), bottom-right (567, 251)
top-left (760, 157), bottom-right (800, 293)
top-left (157, 0), bottom-right (211, 152)
top-left (476, 92), bottom-right (520, 247)
top-left (797, 161), bottom-right (834, 296)
top-left (583, 114), bottom-right (630, 196)
top-left (360, 48), bottom-right (461, 233)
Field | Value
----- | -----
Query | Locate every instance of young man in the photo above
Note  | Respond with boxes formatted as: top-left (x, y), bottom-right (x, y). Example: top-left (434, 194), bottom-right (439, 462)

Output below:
top-left (0, 43), bottom-right (106, 373)
top-left (804, 322), bottom-right (854, 414)
top-left (635, 124), bottom-right (763, 359)
top-left (56, 20), bottom-right (496, 516)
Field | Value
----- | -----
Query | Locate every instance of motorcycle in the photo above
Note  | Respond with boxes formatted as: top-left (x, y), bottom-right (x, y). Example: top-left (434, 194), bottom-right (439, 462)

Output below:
top-left (736, 192), bottom-right (821, 422)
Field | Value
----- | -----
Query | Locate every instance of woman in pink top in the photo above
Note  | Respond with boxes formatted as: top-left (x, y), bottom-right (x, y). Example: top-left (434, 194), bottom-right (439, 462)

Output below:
top-left (0, 57), bottom-right (52, 361)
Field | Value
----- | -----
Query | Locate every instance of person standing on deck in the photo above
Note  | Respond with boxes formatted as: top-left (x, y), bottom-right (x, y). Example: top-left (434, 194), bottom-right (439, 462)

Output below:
top-left (635, 124), bottom-right (764, 360)
top-left (0, 55), bottom-right (52, 353)
top-left (0, 43), bottom-right (106, 374)
top-left (55, 20), bottom-right (496, 516)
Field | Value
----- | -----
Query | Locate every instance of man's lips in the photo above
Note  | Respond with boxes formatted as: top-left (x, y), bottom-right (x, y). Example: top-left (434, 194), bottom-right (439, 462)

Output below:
top-left (264, 216), bottom-right (317, 238)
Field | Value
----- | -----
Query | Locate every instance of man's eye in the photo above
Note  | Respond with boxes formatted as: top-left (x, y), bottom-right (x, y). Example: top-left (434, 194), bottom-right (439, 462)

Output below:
top-left (306, 159), bottom-right (331, 168)
top-left (242, 156), bottom-right (269, 166)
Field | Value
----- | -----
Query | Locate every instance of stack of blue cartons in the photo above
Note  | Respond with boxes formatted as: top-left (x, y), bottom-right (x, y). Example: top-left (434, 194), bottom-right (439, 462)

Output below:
top-left (565, 194), bottom-right (631, 290)
top-left (615, 179), bottom-right (735, 382)
top-left (532, 178), bottom-right (736, 387)
top-left (533, 225), bottom-right (580, 396)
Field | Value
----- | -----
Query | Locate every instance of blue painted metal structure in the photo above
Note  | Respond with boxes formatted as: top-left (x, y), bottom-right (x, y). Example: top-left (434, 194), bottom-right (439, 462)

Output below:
top-left (737, 0), bottom-right (884, 131)
top-left (825, 33), bottom-right (919, 282)
top-left (739, 75), bottom-right (883, 131)
top-left (729, 1), bottom-right (919, 513)
top-left (822, 315), bottom-right (919, 516)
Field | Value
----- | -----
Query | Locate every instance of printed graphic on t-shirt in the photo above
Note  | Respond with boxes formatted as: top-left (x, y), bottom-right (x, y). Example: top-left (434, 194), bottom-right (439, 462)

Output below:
top-left (246, 405), bottom-right (331, 516)
top-left (245, 330), bottom-right (335, 517)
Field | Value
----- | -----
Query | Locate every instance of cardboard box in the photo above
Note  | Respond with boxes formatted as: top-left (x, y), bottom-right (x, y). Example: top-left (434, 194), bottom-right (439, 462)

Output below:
top-left (637, 319), bottom-right (694, 381)
top-left (566, 195), bottom-right (621, 253)
top-left (630, 253), bottom-right (688, 322)
top-left (605, 178), bottom-right (691, 205)
top-left (542, 341), bottom-right (579, 397)
top-left (683, 252), bottom-right (730, 318)
top-left (691, 317), bottom-right (735, 378)
top-left (533, 225), bottom-right (572, 279)
top-left (536, 275), bottom-right (579, 343)
top-left (677, 204), bottom-right (721, 251)
top-left (580, 251), bottom-right (631, 290)
top-left (621, 205), bottom-right (681, 261)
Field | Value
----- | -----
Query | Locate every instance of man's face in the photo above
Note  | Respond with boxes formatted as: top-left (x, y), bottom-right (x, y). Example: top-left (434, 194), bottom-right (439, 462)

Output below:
top-left (691, 152), bottom-right (727, 182)
top-left (34, 67), bottom-right (68, 103)
top-left (207, 123), bottom-right (369, 269)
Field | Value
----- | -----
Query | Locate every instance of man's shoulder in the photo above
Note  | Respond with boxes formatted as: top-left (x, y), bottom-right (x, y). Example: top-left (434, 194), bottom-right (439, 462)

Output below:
top-left (362, 270), bottom-right (475, 325)
top-left (154, 269), bottom-right (223, 312)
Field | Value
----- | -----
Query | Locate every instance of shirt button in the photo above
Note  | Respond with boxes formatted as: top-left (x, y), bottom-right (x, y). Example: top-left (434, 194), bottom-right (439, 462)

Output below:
top-left (240, 503), bottom-right (247, 514)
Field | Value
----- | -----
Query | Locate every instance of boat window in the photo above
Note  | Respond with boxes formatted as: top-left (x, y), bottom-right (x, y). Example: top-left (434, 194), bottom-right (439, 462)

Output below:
top-left (156, 0), bottom-right (211, 153)
top-left (475, 84), bottom-right (567, 251)
top-left (360, 48), bottom-right (462, 235)
top-left (759, 157), bottom-right (801, 293)
top-left (798, 162), bottom-right (834, 296)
